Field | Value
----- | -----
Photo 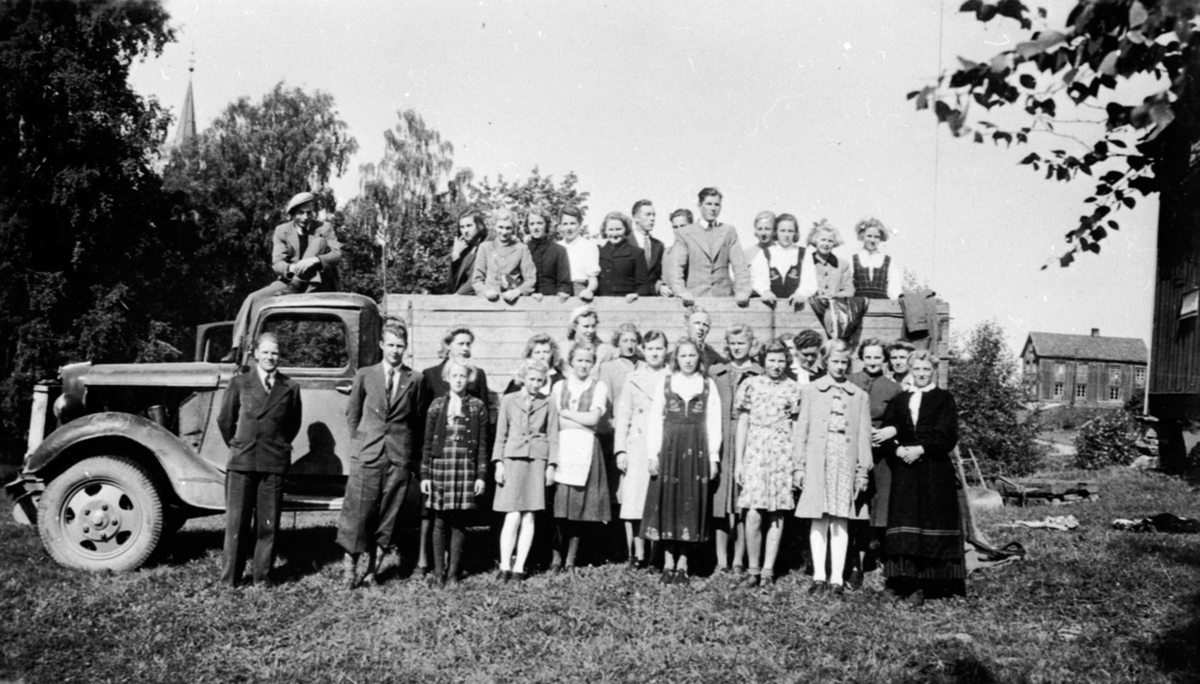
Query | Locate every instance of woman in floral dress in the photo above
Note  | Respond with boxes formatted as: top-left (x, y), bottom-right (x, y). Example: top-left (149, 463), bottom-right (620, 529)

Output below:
top-left (735, 339), bottom-right (802, 587)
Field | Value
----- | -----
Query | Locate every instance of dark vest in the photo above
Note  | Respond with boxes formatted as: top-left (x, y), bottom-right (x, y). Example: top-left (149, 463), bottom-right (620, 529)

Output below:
top-left (764, 246), bottom-right (805, 298)
top-left (852, 254), bottom-right (890, 299)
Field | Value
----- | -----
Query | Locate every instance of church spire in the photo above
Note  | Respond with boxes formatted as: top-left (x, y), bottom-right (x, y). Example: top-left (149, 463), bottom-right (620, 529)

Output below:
top-left (173, 56), bottom-right (196, 146)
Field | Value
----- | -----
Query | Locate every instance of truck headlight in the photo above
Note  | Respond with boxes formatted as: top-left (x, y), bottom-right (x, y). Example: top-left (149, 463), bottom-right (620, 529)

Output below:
top-left (53, 394), bottom-right (69, 421)
top-left (53, 394), bottom-right (82, 422)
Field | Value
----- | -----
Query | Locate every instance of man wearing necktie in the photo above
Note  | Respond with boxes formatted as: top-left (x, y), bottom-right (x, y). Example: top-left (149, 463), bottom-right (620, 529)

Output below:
top-left (227, 191), bottom-right (344, 360)
top-left (630, 199), bottom-right (672, 297)
top-left (336, 322), bottom-right (424, 588)
top-left (217, 332), bottom-right (303, 586)
top-left (668, 187), bottom-right (751, 306)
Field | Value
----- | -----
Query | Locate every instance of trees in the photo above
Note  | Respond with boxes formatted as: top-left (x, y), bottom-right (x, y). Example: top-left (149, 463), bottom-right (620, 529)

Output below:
top-left (949, 320), bottom-right (1045, 476)
top-left (469, 167), bottom-right (591, 237)
top-left (913, 0), bottom-right (1199, 266)
top-left (161, 83), bottom-right (358, 326)
top-left (338, 109), bottom-right (471, 297)
top-left (0, 0), bottom-right (174, 441)
top-left (337, 111), bottom-right (594, 297)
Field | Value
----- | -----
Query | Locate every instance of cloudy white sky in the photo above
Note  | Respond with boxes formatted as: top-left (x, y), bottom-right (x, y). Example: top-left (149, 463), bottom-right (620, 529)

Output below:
top-left (129, 0), bottom-right (1158, 352)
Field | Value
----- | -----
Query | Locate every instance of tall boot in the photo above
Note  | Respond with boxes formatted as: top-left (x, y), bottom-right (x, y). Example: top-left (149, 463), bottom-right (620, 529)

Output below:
top-left (362, 548), bottom-right (379, 586)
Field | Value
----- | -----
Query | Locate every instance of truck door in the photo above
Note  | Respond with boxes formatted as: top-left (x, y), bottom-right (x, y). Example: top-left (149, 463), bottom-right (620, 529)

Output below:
top-left (258, 308), bottom-right (358, 504)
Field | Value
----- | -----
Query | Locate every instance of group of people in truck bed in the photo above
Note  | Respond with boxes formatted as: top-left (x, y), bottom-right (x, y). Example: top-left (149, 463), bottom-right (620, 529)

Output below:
top-left (222, 189), bottom-right (962, 609)
top-left (449, 187), bottom-right (902, 309)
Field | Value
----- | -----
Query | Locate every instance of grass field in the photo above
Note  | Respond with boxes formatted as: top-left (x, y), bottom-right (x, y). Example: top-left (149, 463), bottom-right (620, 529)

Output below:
top-left (2, 467), bottom-right (1198, 683)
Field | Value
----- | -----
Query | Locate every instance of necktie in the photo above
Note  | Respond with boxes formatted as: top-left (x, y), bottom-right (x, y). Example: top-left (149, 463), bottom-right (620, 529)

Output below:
top-left (387, 368), bottom-right (396, 401)
top-left (264, 373), bottom-right (273, 392)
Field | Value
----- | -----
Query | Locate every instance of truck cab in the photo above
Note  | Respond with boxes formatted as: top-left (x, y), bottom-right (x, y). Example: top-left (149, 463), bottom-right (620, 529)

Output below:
top-left (6, 293), bottom-right (382, 572)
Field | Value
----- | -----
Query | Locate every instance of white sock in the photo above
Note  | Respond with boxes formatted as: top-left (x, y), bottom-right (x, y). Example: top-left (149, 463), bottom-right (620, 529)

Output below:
top-left (809, 517), bottom-right (830, 582)
top-left (829, 517), bottom-right (849, 586)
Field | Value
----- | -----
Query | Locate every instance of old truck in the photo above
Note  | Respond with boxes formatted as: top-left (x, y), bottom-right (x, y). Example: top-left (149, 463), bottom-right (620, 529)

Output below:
top-left (6, 293), bottom-right (948, 572)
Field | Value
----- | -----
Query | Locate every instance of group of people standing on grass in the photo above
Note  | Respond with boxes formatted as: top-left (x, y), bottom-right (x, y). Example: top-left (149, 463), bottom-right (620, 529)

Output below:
top-left (448, 187), bottom-right (904, 310)
top-left (317, 305), bottom-right (965, 607)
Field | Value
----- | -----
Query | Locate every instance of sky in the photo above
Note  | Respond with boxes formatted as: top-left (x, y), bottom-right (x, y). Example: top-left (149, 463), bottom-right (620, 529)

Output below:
top-left (128, 0), bottom-right (1159, 354)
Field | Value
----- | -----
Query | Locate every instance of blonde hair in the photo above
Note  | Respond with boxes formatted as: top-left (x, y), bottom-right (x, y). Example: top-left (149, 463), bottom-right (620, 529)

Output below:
top-left (855, 217), bottom-right (892, 242)
top-left (806, 219), bottom-right (844, 248)
top-left (753, 211), bottom-right (777, 239)
top-left (820, 338), bottom-right (853, 363)
top-left (441, 357), bottom-right (478, 383)
top-left (723, 324), bottom-right (758, 360)
top-left (908, 349), bottom-right (939, 368)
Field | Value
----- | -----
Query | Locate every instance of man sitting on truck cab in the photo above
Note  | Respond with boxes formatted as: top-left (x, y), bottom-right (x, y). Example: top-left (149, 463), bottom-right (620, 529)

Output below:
top-left (227, 191), bottom-right (343, 360)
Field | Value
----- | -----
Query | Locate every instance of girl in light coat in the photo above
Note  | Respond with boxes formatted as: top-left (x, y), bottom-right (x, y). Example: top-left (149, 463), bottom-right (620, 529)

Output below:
top-left (792, 339), bottom-right (873, 596)
top-left (613, 330), bottom-right (670, 570)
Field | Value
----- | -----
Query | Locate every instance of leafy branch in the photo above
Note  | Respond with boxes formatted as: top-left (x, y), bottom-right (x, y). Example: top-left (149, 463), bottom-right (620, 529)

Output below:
top-left (910, 0), bottom-right (1198, 267)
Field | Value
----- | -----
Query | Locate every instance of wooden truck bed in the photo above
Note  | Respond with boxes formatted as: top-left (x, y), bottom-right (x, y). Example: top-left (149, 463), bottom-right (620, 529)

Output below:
top-left (382, 296), bottom-right (949, 395)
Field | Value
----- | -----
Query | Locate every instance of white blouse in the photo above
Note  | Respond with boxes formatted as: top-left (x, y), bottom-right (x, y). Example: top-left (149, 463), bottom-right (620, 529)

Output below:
top-left (645, 373), bottom-right (722, 465)
top-left (558, 237), bottom-right (601, 281)
top-left (750, 244), bottom-right (804, 296)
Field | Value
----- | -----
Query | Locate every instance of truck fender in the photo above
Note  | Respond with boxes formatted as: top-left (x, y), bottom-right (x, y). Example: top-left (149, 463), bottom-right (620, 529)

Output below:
top-left (25, 412), bottom-right (226, 511)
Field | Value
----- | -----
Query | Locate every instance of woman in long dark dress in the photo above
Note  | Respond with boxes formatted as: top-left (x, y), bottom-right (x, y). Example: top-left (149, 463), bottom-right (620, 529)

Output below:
top-left (846, 337), bottom-right (903, 588)
top-left (642, 338), bottom-right (722, 584)
top-left (877, 349), bottom-right (965, 606)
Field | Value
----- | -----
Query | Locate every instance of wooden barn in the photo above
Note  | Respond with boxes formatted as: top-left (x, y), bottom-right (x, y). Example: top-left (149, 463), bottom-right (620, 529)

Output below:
top-left (1022, 330), bottom-right (1147, 406)
top-left (1145, 89), bottom-right (1200, 472)
top-left (1148, 120), bottom-right (1200, 426)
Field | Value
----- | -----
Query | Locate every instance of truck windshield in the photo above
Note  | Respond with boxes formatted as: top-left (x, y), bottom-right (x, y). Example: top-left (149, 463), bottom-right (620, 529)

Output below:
top-left (261, 314), bottom-right (349, 370)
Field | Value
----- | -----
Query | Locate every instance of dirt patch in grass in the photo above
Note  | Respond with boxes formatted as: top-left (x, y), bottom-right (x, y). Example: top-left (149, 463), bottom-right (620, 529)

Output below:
top-left (2, 468), bottom-right (1198, 682)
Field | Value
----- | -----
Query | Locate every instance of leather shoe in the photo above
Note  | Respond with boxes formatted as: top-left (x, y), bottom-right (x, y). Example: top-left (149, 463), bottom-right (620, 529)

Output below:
top-left (739, 574), bottom-right (761, 589)
top-left (808, 580), bottom-right (829, 596)
top-left (847, 569), bottom-right (863, 591)
top-left (497, 570), bottom-right (512, 583)
top-left (831, 584), bottom-right (846, 597)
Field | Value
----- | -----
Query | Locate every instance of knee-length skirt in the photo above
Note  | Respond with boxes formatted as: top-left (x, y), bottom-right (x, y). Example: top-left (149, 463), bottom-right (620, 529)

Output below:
top-left (552, 440), bottom-right (612, 522)
top-left (494, 458), bottom-right (546, 513)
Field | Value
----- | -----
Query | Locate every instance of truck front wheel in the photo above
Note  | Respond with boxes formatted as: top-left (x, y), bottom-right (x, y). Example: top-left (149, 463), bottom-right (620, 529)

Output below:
top-left (37, 456), bottom-right (164, 572)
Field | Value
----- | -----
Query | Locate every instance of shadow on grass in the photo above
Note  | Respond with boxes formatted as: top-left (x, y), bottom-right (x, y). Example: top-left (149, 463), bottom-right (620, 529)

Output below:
top-left (903, 640), bottom-right (999, 684)
top-left (1151, 592), bottom-right (1200, 679)
top-left (1110, 533), bottom-right (1200, 680)
top-left (150, 519), bottom-right (345, 583)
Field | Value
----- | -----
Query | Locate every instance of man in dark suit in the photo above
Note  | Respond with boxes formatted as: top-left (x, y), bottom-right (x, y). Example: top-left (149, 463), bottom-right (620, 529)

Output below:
top-left (336, 322), bottom-right (423, 588)
top-left (228, 191), bottom-right (344, 358)
top-left (630, 199), bottom-right (673, 297)
top-left (217, 332), bottom-right (303, 586)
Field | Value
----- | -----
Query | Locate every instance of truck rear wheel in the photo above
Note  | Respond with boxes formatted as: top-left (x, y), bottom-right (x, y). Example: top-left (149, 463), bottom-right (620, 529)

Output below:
top-left (37, 456), bottom-right (164, 572)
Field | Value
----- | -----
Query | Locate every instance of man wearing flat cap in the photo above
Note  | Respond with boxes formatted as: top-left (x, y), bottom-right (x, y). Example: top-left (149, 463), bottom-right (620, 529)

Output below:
top-left (228, 192), bottom-right (343, 359)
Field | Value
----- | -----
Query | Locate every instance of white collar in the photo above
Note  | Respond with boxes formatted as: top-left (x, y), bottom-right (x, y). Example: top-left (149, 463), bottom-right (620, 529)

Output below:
top-left (257, 365), bottom-right (276, 390)
top-left (566, 375), bottom-right (593, 391)
top-left (857, 250), bottom-right (887, 267)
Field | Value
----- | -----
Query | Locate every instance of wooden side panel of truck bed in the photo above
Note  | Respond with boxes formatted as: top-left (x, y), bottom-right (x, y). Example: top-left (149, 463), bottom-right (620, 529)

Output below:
top-left (383, 296), bottom-right (949, 394)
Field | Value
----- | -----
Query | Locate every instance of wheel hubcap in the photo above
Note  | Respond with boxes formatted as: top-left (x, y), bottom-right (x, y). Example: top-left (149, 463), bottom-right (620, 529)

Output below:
top-left (60, 481), bottom-right (141, 558)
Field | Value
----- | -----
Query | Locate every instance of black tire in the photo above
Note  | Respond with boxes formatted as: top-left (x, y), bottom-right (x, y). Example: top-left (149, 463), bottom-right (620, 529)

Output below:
top-left (37, 455), bottom-right (164, 572)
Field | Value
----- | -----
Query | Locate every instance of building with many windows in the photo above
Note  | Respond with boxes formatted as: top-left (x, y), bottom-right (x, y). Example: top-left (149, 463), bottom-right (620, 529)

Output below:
top-left (1022, 329), bottom-right (1148, 406)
